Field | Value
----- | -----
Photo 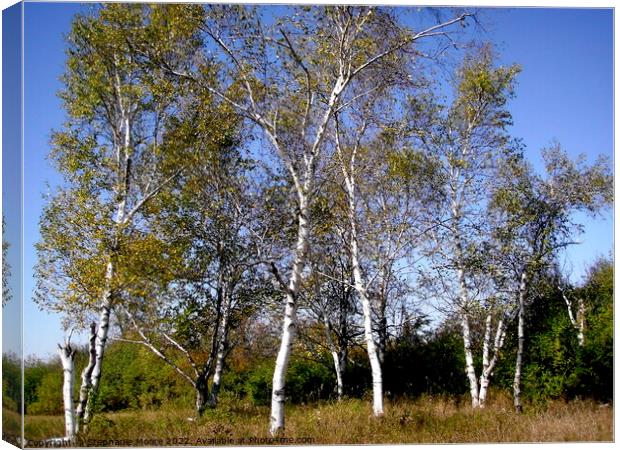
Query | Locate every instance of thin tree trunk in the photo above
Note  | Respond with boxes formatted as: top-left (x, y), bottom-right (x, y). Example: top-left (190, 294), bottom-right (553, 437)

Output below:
top-left (478, 313), bottom-right (492, 407)
top-left (479, 316), bottom-right (506, 407)
top-left (451, 172), bottom-right (479, 408)
top-left (513, 270), bottom-right (527, 413)
top-left (270, 198), bottom-right (309, 436)
top-left (376, 294), bottom-right (388, 366)
top-left (460, 311), bottom-right (480, 408)
top-left (345, 177), bottom-right (383, 417)
top-left (349, 226), bottom-right (383, 416)
top-left (209, 290), bottom-right (232, 408)
top-left (561, 288), bottom-right (586, 347)
top-left (322, 313), bottom-right (345, 400)
top-left (75, 323), bottom-right (97, 431)
top-left (195, 374), bottom-right (209, 415)
top-left (58, 342), bottom-right (77, 441)
top-left (358, 282), bottom-right (384, 417)
top-left (83, 260), bottom-right (114, 424)
top-left (333, 351), bottom-right (344, 400)
top-left (577, 298), bottom-right (585, 347)
top-left (457, 262), bottom-right (479, 408)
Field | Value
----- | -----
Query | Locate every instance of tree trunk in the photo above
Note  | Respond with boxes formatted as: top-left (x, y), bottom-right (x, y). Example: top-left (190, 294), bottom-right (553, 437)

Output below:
top-left (270, 199), bottom-right (309, 436)
top-left (460, 310), bottom-right (480, 408)
top-left (478, 313), bottom-right (492, 408)
top-left (58, 342), bottom-right (77, 441)
top-left (577, 298), bottom-right (585, 347)
top-left (322, 313), bottom-right (345, 400)
top-left (561, 288), bottom-right (586, 347)
top-left (83, 260), bottom-right (115, 424)
top-left (208, 291), bottom-right (231, 408)
top-left (359, 287), bottom-right (384, 416)
top-left (513, 270), bottom-right (527, 413)
top-left (457, 260), bottom-right (479, 408)
top-left (479, 316), bottom-right (506, 407)
top-left (377, 297), bottom-right (388, 366)
top-left (330, 350), bottom-right (344, 400)
top-left (195, 374), bottom-right (209, 416)
top-left (346, 178), bottom-right (383, 417)
top-left (75, 323), bottom-right (97, 431)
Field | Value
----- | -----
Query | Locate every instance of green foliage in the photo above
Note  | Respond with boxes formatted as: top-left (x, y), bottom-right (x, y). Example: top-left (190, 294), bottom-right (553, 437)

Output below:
top-left (455, 46), bottom-right (521, 128)
top-left (286, 359), bottom-right (335, 404)
top-left (384, 322), bottom-right (467, 398)
top-left (570, 258), bottom-right (613, 401)
top-left (244, 361), bottom-right (274, 406)
top-left (494, 258), bottom-right (614, 404)
top-left (224, 358), bottom-right (335, 406)
top-left (24, 358), bottom-right (58, 414)
top-left (2, 353), bottom-right (21, 412)
top-left (29, 371), bottom-right (64, 415)
top-left (94, 343), bottom-right (194, 412)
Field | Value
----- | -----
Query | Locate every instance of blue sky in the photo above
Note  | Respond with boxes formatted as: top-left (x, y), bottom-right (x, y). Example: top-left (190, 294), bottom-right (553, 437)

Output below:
top-left (3, 2), bottom-right (23, 357)
top-left (12, 5), bottom-right (614, 358)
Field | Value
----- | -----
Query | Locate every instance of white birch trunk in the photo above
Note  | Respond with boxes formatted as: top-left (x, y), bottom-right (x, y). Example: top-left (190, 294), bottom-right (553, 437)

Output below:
top-left (83, 260), bottom-right (114, 424)
top-left (479, 317), bottom-right (507, 407)
top-left (577, 298), bottom-right (585, 347)
top-left (75, 323), bottom-right (97, 431)
top-left (513, 270), bottom-right (527, 413)
top-left (343, 169), bottom-right (383, 417)
top-left (332, 351), bottom-right (344, 400)
top-left (322, 314), bottom-right (345, 400)
top-left (349, 213), bottom-right (383, 415)
top-left (561, 289), bottom-right (586, 347)
top-left (83, 84), bottom-right (132, 424)
top-left (478, 313), bottom-right (492, 407)
top-left (460, 310), bottom-right (480, 408)
top-left (58, 343), bottom-right (77, 441)
top-left (270, 197), bottom-right (310, 435)
top-left (358, 281), bottom-right (384, 417)
top-left (209, 290), bottom-right (231, 408)
top-left (457, 261), bottom-right (479, 408)
top-left (450, 160), bottom-right (480, 408)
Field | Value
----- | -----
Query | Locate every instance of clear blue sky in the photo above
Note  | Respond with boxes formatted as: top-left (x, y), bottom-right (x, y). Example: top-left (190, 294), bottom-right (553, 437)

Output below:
top-left (16, 5), bottom-right (613, 358)
top-left (3, 2), bottom-right (23, 358)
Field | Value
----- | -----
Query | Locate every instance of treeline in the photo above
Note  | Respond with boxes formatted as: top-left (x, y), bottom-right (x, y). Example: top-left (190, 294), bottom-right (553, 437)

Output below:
top-left (31, 4), bottom-right (612, 439)
top-left (20, 255), bottom-right (611, 415)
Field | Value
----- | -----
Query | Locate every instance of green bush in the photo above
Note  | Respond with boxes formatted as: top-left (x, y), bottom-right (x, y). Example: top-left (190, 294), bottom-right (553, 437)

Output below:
top-left (2, 353), bottom-right (22, 413)
top-left (28, 371), bottom-right (63, 415)
top-left (237, 358), bottom-right (335, 406)
top-left (244, 361), bottom-right (273, 406)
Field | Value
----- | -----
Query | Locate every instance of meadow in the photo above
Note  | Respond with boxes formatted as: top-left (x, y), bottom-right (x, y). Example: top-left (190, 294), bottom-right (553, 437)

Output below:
top-left (23, 394), bottom-right (612, 446)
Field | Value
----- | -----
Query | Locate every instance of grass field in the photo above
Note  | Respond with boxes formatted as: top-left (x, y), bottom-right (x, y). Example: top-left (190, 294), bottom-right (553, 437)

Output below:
top-left (22, 394), bottom-right (613, 446)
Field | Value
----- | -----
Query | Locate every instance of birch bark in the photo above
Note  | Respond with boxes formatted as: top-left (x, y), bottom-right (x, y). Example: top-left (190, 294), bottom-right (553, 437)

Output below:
top-left (479, 316), bottom-right (506, 407)
top-left (270, 196), bottom-right (309, 435)
top-left (75, 323), bottom-right (97, 430)
top-left (209, 286), bottom-right (232, 408)
top-left (58, 342), bottom-right (77, 440)
top-left (83, 261), bottom-right (115, 424)
top-left (560, 288), bottom-right (585, 347)
top-left (513, 270), bottom-right (528, 413)
top-left (82, 72), bottom-right (132, 424)
top-left (347, 180), bottom-right (384, 417)
top-left (322, 312), bottom-right (345, 400)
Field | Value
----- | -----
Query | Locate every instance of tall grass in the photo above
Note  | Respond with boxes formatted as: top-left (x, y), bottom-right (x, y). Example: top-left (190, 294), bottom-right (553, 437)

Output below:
top-left (23, 394), bottom-right (612, 446)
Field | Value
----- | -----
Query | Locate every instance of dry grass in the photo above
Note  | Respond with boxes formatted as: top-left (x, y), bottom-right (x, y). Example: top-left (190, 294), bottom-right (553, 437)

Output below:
top-left (23, 394), bottom-right (612, 447)
top-left (3, 407), bottom-right (22, 446)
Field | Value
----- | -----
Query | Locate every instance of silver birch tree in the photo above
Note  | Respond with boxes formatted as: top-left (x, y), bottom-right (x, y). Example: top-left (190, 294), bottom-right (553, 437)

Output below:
top-left (34, 4), bottom-right (204, 426)
top-left (421, 48), bottom-right (520, 408)
top-left (490, 144), bottom-right (612, 412)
